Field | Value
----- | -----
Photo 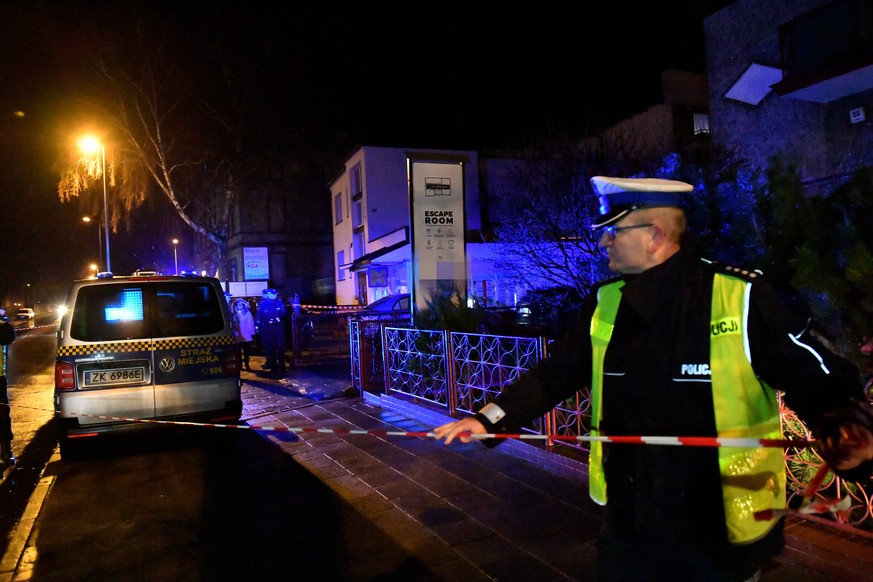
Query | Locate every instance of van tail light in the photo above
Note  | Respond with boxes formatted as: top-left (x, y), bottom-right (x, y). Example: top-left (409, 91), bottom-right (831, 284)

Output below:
top-left (224, 346), bottom-right (240, 376)
top-left (55, 361), bottom-right (76, 390)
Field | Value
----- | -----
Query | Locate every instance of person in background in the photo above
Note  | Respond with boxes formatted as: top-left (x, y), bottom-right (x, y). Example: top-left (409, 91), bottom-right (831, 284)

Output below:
top-left (231, 299), bottom-right (256, 372)
top-left (256, 288), bottom-right (287, 378)
top-left (435, 176), bottom-right (873, 582)
top-left (0, 307), bottom-right (16, 466)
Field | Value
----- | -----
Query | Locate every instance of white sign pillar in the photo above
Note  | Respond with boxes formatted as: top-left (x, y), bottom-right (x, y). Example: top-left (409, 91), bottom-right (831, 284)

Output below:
top-left (409, 159), bottom-right (467, 311)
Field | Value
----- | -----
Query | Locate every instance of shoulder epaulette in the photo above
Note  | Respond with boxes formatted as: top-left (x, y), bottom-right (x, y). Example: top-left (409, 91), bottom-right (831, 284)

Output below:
top-left (701, 258), bottom-right (764, 282)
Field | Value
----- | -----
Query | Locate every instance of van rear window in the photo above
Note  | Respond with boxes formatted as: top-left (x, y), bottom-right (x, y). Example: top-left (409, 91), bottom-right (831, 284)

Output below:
top-left (70, 282), bottom-right (226, 341)
top-left (151, 282), bottom-right (225, 337)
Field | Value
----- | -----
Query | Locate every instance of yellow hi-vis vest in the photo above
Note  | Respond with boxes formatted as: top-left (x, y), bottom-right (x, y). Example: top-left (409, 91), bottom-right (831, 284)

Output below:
top-left (589, 273), bottom-right (785, 544)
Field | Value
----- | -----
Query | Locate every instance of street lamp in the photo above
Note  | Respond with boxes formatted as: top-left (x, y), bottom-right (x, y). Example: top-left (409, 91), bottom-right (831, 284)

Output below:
top-left (82, 216), bottom-right (102, 268)
top-left (78, 136), bottom-right (111, 273)
top-left (172, 238), bottom-right (179, 275)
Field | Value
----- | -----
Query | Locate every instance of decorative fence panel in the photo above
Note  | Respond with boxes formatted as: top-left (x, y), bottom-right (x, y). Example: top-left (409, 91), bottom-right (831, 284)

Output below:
top-left (384, 327), bottom-right (450, 409)
top-left (450, 331), bottom-right (548, 435)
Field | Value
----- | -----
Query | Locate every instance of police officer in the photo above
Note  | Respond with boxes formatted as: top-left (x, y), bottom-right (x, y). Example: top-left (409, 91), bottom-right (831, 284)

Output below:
top-left (435, 176), bottom-right (873, 582)
top-left (0, 308), bottom-right (16, 466)
top-left (256, 288), bottom-right (287, 378)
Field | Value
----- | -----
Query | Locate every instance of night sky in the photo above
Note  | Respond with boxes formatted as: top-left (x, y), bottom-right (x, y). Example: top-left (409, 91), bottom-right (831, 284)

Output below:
top-left (0, 1), bottom-right (713, 306)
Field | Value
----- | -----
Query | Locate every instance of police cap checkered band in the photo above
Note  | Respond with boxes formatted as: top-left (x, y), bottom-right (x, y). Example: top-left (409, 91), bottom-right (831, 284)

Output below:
top-left (590, 176), bottom-right (693, 228)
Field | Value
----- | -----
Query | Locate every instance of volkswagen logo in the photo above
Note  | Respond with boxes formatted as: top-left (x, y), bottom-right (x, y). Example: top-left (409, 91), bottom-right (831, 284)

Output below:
top-left (159, 357), bottom-right (176, 372)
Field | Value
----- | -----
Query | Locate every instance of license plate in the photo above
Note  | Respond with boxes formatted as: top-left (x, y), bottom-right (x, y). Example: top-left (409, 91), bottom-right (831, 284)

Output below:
top-left (84, 367), bottom-right (146, 387)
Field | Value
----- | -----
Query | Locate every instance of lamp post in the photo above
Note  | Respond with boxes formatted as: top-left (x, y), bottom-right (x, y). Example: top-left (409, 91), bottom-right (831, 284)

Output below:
top-left (172, 239), bottom-right (179, 275)
top-left (78, 136), bottom-right (111, 273)
top-left (82, 216), bottom-right (102, 269)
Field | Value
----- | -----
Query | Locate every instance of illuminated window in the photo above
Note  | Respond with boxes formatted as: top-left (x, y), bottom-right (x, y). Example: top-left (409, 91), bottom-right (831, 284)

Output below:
top-left (337, 250), bottom-right (346, 281)
top-left (105, 288), bottom-right (144, 322)
top-left (693, 113), bottom-right (710, 135)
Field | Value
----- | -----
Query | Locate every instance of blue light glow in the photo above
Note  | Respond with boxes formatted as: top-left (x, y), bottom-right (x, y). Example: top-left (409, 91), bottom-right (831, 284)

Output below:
top-left (105, 289), bottom-right (144, 322)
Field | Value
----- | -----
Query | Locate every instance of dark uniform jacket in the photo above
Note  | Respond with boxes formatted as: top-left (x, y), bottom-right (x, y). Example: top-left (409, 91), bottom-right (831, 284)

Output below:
top-left (478, 245), bottom-right (871, 572)
top-left (256, 298), bottom-right (286, 328)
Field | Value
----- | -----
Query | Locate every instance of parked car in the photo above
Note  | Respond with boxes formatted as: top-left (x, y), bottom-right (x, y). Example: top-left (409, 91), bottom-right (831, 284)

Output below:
top-left (513, 286), bottom-right (585, 338)
top-left (476, 306), bottom-right (517, 335)
top-left (16, 307), bottom-right (35, 319)
top-left (354, 294), bottom-right (412, 320)
top-left (54, 273), bottom-right (242, 458)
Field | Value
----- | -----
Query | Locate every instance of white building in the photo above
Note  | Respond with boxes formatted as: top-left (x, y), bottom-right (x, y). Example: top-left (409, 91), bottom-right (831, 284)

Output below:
top-left (329, 146), bottom-right (526, 307)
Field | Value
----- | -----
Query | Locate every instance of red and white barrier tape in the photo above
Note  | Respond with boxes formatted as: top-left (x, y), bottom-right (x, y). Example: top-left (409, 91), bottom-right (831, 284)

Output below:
top-left (42, 406), bottom-right (859, 524)
top-left (3, 401), bottom-right (813, 448)
top-left (11, 401), bottom-right (852, 522)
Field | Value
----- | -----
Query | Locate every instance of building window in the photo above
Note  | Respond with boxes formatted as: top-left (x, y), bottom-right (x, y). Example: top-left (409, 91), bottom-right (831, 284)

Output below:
top-left (779, 0), bottom-right (868, 82)
top-left (334, 192), bottom-right (344, 224)
top-left (337, 250), bottom-right (346, 281)
top-left (350, 163), bottom-right (362, 196)
top-left (352, 231), bottom-right (365, 260)
top-left (693, 113), bottom-right (710, 135)
top-left (351, 196), bottom-right (363, 228)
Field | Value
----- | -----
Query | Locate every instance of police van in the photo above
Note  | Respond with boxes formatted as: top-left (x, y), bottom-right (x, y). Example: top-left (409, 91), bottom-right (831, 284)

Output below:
top-left (54, 272), bottom-right (241, 458)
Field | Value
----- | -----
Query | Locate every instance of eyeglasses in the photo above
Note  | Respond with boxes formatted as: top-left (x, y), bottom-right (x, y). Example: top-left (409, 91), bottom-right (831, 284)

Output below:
top-left (598, 223), bottom-right (654, 241)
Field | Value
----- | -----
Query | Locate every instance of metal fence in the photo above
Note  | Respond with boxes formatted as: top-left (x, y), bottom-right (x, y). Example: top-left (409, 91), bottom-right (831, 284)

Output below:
top-left (349, 321), bottom-right (873, 534)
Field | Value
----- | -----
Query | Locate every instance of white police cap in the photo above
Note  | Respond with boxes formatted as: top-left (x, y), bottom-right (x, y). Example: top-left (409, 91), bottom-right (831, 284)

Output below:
top-left (590, 176), bottom-right (693, 228)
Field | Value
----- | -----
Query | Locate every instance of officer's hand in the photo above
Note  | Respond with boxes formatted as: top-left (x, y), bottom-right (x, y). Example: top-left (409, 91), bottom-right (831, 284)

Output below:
top-left (818, 422), bottom-right (873, 471)
top-left (433, 418), bottom-right (487, 445)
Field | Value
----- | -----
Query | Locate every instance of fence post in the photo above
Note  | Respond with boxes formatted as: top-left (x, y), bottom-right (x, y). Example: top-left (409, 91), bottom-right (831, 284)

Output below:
top-left (446, 329), bottom-right (457, 417)
top-left (541, 336), bottom-right (555, 449)
top-left (379, 323), bottom-right (390, 394)
top-left (349, 319), bottom-right (361, 396)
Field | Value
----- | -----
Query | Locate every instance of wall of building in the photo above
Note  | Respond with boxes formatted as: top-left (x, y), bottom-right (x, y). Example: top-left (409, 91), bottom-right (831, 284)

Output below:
top-left (225, 151), bottom-right (336, 302)
top-left (330, 153), bottom-right (355, 304)
top-left (600, 70), bottom-right (709, 161)
top-left (705, 0), bottom-right (873, 182)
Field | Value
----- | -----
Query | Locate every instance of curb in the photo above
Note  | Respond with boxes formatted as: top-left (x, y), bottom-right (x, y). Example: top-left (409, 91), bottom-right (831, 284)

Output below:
top-left (0, 449), bottom-right (59, 582)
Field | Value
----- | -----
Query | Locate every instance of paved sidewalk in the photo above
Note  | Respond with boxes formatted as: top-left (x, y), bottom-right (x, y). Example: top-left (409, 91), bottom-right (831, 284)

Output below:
top-left (241, 354), bottom-right (873, 581)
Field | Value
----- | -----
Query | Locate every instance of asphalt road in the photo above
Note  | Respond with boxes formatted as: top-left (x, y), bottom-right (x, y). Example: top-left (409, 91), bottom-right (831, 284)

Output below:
top-left (1, 318), bottom-right (436, 580)
top-left (20, 427), bottom-right (442, 580)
